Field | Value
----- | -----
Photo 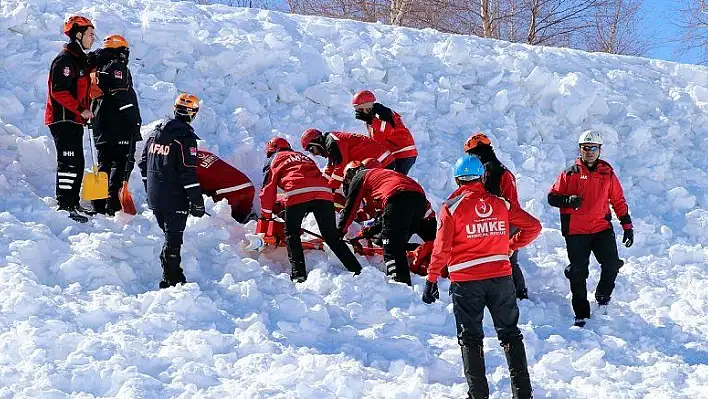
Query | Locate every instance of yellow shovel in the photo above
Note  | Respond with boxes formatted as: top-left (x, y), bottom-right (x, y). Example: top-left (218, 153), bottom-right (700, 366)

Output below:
top-left (81, 122), bottom-right (109, 201)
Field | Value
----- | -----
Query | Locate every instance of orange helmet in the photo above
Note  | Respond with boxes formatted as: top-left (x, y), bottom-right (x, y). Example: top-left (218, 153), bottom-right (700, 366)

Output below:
top-left (301, 128), bottom-right (323, 150)
top-left (63, 15), bottom-right (94, 37)
top-left (352, 90), bottom-right (376, 107)
top-left (266, 137), bottom-right (291, 157)
top-left (174, 93), bottom-right (200, 119)
top-left (361, 158), bottom-right (382, 169)
top-left (102, 34), bottom-right (129, 49)
top-left (463, 132), bottom-right (492, 153)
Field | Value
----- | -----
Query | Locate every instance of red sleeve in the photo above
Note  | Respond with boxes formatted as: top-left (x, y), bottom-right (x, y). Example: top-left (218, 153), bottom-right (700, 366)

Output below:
top-left (608, 172), bottom-right (631, 228)
top-left (323, 163), bottom-right (343, 189)
top-left (370, 117), bottom-right (393, 142)
top-left (427, 205), bottom-right (454, 283)
top-left (508, 205), bottom-right (542, 252)
top-left (549, 170), bottom-right (568, 195)
top-left (500, 171), bottom-right (520, 208)
top-left (259, 158), bottom-right (279, 218)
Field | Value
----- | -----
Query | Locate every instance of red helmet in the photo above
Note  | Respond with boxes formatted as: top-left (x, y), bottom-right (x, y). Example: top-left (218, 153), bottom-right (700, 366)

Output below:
top-left (352, 90), bottom-right (376, 107)
top-left (300, 128), bottom-right (323, 150)
top-left (266, 137), bottom-right (291, 157)
top-left (463, 132), bottom-right (492, 153)
top-left (63, 15), bottom-right (94, 37)
top-left (361, 158), bottom-right (382, 169)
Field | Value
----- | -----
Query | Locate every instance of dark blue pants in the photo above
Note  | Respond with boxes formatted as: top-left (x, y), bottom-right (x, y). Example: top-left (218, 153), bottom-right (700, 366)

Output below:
top-left (393, 156), bottom-right (416, 175)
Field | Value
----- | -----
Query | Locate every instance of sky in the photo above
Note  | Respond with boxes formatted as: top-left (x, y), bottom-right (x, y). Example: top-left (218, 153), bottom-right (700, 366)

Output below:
top-left (643, 0), bottom-right (703, 64)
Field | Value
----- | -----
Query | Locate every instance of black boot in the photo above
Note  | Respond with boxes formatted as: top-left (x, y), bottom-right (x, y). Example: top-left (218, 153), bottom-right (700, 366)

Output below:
top-left (502, 339), bottom-right (533, 399)
top-left (92, 199), bottom-right (108, 215)
top-left (159, 245), bottom-right (187, 288)
top-left (290, 263), bottom-right (307, 283)
top-left (58, 204), bottom-right (89, 223)
top-left (461, 343), bottom-right (490, 399)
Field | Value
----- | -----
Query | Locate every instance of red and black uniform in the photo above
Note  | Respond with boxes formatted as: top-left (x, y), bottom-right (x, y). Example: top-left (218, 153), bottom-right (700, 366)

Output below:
top-left (469, 144), bottom-right (527, 298)
top-left (321, 132), bottom-right (395, 190)
top-left (364, 103), bottom-right (417, 175)
top-left (260, 148), bottom-right (361, 281)
top-left (138, 118), bottom-right (204, 287)
top-left (427, 182), bottom-right (541, 399)
top-left (45, 41), bottom-right (92, 210)
top-left (90, 48), bottom-right (142, 214)
top-left (548, 158), bottom-right (631, 319)
top-left (196, 150), bottom-right (254, 222)
top-left (338, 168), bottom-right (426, 285)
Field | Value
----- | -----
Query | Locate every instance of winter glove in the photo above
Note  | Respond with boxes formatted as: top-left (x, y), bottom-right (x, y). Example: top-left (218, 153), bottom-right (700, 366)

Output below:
top-left (189, 202), bottom-right (206, 218)
top-left (355, 109), bottom-right (373, 124)
top-left (566, 195), bottom-right (582, 209)
top-left (622, 228), bottom-right (634, 248)
top-left (421, 280), bottom-right (439, 304)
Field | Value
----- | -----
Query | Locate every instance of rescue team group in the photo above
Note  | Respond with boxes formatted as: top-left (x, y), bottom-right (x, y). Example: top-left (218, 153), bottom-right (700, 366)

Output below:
top-left (45, 16), bottom-right (635, 398)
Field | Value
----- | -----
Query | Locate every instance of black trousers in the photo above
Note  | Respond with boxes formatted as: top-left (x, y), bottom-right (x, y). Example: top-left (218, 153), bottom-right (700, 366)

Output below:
top-left (509, 227), bottom-right (527, 296)
top-left (452, 276), bottom-right (531, 399)
top-left (393, 156), bottom-right (416, 175)
top-left (381, 191), bottom-right (427, 285)
top-left (50, 123), bottom-right (85, 208)
top-left (92, 142), bottom-right (136, 212)
top-left (564, 228), bottom-right (624, 318)
top-left (284, 200), bottom-right (361, 279)
top-left (154, 210), bottom-right (188, 248)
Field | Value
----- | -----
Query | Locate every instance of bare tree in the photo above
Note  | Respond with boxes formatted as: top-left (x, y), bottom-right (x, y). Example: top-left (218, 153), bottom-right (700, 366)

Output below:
top-left (582, 0), bottom-right (650, 56)
top-left (196, 0), bottom-right (284, 8)
top-left (674, 0), bottom-right (708, 64)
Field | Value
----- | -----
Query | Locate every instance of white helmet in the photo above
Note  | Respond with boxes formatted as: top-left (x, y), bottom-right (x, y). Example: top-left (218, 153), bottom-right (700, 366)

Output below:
top-left (578, 130), bottom-right (603, 145)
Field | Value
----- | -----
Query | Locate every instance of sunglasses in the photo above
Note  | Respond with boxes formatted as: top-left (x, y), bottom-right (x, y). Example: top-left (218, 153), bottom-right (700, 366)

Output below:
top-left (580, 145), bottom-right (600, 152)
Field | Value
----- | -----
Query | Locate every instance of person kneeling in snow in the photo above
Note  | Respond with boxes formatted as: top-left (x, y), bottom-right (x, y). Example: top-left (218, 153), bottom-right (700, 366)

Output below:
top-left (422, 154), bottom-right (541, 399)
top-left (260, 137), bottom-right (362, 283)
top-left (338, 161), bottom-right (428, 286)
top-left (196, 150), bottom-right (255, 223)
top-left (547, 130), bottom-right (633, 327)
top-left (138, 93), bottom-right (206, 289)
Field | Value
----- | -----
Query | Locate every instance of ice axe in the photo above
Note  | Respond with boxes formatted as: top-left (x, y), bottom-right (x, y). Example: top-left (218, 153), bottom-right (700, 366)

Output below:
top-left (81, 121), bottom-right (109, 201)
top-left (118, 130), bottom-right (137, 215)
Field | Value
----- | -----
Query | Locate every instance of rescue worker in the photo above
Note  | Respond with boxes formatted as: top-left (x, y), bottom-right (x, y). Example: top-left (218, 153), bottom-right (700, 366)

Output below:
top-left (260, 137), bottom-right (362, 283)
top-left (90, 34), bottom-right (142, 215)
top-left (464, 132), bottom-right (529, 300)
top-left (352, 90), bottom-right (418, 175)
top-left (422, 154), bottom-right (541, 399)
top-left (138, 93), bottom-right (205, 289)
top-left (300, 129), bottom-right (395, 192)
top-left (337, 161), bottom-right (427, 286)
top-left (548, 130), bottom-right (634, 327)
top-left (196, 150), bottom-right (255, 222)
top-left (45, 15), bottom-right (96, 222)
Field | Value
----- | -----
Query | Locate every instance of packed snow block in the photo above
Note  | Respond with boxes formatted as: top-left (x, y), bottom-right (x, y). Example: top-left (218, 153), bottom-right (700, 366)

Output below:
top-left (684, 209), bottom-right (708, 243)
top-left (668, 244), bottom-right (706, 265)
top-left (667, 187), bottom-right (696, 210)
top-left (551, 73), bottom-right (601, 125)
top-left (303, 82), bottom-right (350, 107)
top-left (0, 90), bottom-right (24, 120)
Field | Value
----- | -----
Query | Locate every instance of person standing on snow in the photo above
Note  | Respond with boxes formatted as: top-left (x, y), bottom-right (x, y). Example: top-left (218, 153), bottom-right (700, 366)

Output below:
top-left (464, 132), bottom-right (529, 300)
top-left (196, 150), bottom-right (255, 223)
top-left (260, 137), bottom-right (362, 283)
top-left (138, 93), bottom-right (205, 289)
top-left (90, 34), bottom-right (142, 215)
top-left (338, 161), bottom-right (427, 286)
top-left (44, 15), bottom-right (96, 222)
top-left (300, 129), bottom-right (395, 193)
top-left (422, 154), bottom-right (541, 399)
top-left (351, 90), bottom-right (418, 175)
top-left (548, 130), bottom-right (634, 327)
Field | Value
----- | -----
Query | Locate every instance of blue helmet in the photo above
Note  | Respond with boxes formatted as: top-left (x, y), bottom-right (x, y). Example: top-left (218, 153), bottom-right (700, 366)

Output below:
top-left (454, 154), bottom-right (484, 180)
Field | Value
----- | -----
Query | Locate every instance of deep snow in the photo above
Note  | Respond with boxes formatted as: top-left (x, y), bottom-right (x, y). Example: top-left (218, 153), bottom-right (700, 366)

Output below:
top-left (1, 0), bottom-right (708, 397)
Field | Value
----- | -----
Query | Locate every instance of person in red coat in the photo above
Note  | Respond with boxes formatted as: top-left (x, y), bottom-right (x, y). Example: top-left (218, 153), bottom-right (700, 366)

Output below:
top-left (548, 130), bottom-right (634, 327)
top-left (260, 137), bottom-right (361, 282)
top-left (464, 132), bottom-right (529, 300)
top-left (422, 154), bottom-right (541, 399)
top-left (352, 90), bottom-right (418, 175)
top-left (337, 163), bottom-right (426, 285)
top-left (195, 150), bottom-right (255, 222)
top-left (300, 129), bottom-right (395, 191)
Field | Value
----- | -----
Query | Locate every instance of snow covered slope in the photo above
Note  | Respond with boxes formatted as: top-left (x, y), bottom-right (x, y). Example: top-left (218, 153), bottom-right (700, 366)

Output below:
top-left (1, 0), bottom-right (708, 397)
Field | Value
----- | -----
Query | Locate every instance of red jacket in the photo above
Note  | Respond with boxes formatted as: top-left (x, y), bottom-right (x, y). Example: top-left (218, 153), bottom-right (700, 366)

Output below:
top-left (499, 169), bottom-right (520, 208)
top-left (365, 104), bottom-right (417, 159)
top-left (322, 132), bottom-right (395, 189)
top-left (427, 183), bottom-right (541, 283)
top-left (196, 150), bottom-right (254, 208)
top-left (338, 168), bottom-right (424, 232)
top-left (45, 42), bottom-right (91, 125)
top-left (260, 149), bottom-right (333, 217)
top-left (548, 158), bottom-right (631, 236)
